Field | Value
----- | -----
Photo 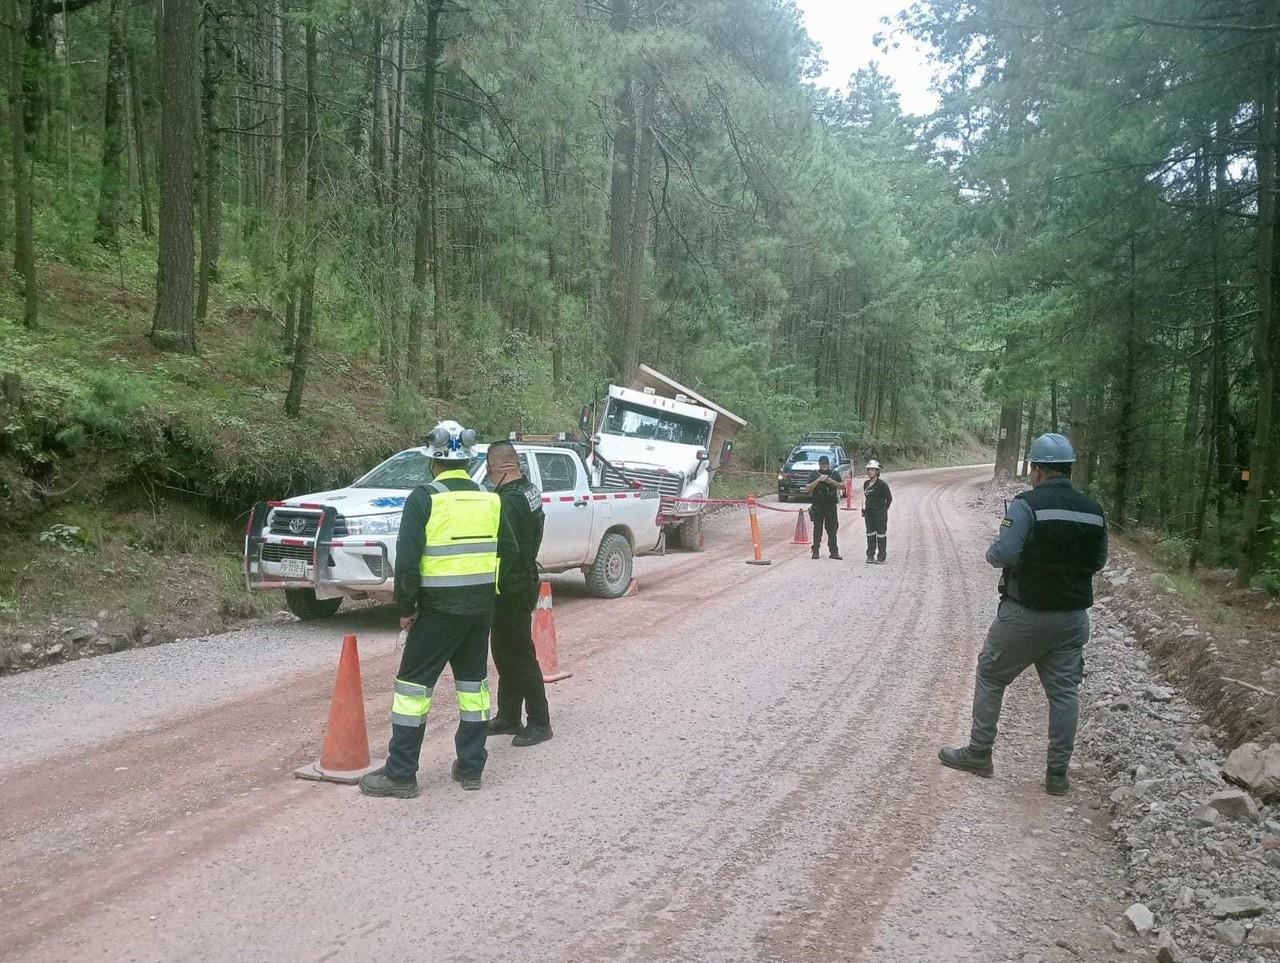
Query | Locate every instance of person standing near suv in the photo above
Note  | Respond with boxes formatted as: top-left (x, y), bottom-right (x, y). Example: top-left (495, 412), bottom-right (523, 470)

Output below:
top-left (804, 455), bottom-right (843, 560)
top-left (862, 459), bottom-right (892, 564)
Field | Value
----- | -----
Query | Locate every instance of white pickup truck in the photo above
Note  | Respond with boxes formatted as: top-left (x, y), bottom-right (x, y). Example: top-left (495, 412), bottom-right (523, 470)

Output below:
top-left (243, 441), bottom-right (663, 619)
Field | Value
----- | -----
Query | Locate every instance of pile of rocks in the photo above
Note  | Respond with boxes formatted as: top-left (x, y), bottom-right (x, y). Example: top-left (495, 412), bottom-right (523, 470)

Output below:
top-left (3, 614), bottom-right (152, 671)
top-left (1078, 588), bottom-right (1280, 962)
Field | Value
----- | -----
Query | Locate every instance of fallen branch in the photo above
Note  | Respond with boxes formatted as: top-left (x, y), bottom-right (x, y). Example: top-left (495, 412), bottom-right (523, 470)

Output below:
top-left (1221, 676), bottom-right (1276, 698)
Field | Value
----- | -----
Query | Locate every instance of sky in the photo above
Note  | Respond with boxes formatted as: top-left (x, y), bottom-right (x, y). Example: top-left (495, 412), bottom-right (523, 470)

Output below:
top-left (791, 0), bottom-right (939, 115)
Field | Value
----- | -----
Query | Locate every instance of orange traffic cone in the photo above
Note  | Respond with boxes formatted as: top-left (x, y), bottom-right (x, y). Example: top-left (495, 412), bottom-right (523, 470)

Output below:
top-left (791, 508), bottom-right (810, 545)
top-left (533, 582), bottom-right (572, 683)
top-left (295, 633), bottom-right (382, 784)
top-left (842, 475), bottom-right (856, 511)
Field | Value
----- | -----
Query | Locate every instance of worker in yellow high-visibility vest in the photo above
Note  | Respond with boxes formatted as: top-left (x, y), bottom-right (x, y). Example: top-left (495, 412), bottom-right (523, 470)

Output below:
top-left (360, 420), bottom-right (518, 798)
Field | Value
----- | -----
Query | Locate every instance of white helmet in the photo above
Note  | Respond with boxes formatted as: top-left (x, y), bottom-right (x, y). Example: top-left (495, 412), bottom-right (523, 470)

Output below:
top-left (866, 459), bottom-right (882, 472)
top-left (425, 420), bottom-right (478, 461)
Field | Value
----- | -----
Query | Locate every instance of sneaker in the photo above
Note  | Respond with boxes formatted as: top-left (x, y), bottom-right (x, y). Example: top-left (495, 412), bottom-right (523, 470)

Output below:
top-left (875, 558), bottom-right (886, 565)
top-left (865, 557), bottom-right (875, 564)
top-left (829, 554), bottom-right (843, 560)
top-left (487, 716), bottom-right (521, 736)
top-left (358, 767), bottom-right (420, 799)
top-left (512, 724), bottom-right (553, 747)
top-left (450, 760), bottom-right (482, 791)
top-left (1045, 770), bottom-right (1070, 796)
top-left (938, 745), bottom-right (994, 778)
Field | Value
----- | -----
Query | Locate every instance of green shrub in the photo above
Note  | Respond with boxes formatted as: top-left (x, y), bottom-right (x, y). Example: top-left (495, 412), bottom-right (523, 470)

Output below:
top-left (55, 370), bottom-right (154, 449)
top-left (1153, 532), bottom-right (1194, 571)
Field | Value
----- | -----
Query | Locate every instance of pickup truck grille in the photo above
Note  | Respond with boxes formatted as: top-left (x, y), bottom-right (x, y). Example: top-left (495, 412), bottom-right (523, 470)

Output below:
top-left (269, 510), bottom-right (348, 538)
top-left (602, 466), bottom-right (684, 497)
top-left (262, 542), bottom-right (316, 563)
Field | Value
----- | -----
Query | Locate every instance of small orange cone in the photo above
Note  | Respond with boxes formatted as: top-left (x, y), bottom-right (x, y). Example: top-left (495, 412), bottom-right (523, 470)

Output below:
top-left (295, 633), bottom-right (382, 784)
top-left (533, 582), bottom-right (572, 683)
top-left (791, 508), bottom-right (810, 545)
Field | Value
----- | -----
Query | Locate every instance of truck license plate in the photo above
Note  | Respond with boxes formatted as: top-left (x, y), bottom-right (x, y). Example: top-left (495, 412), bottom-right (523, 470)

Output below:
top-left (281, 559), bottom-right (308, 579)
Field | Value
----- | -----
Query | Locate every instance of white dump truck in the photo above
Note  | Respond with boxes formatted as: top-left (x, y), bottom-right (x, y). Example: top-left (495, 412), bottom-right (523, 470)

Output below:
top-left (583, 364), bottom-right (746, 551)
top-left (243, 441), bottom-right (663, 619)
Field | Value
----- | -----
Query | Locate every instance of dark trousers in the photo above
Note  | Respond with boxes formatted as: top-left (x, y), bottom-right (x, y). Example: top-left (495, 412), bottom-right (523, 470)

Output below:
top-left (386, 609), bottom-right (492, 781)
top-left (810, 502), bottom-right (839, 555)
top-left (864, 508), bottom-right (887, 560)
top-left (491, 594), bottom-right (550, 728)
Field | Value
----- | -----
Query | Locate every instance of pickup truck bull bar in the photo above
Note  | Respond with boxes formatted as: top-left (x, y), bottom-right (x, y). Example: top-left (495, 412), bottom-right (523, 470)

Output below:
top-left (242, 501), bottom-right (392, 593)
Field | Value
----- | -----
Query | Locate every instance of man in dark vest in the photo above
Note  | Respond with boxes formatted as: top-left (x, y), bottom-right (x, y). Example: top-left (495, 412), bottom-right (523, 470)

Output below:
top-left (939, 433), bottom-right (1108, 796)
top-left (484, 440), bottom-right (553, 746)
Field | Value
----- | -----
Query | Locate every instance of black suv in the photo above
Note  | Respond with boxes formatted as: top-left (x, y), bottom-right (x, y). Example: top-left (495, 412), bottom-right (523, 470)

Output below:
top-left (777, 432), bottom-right (853, 502)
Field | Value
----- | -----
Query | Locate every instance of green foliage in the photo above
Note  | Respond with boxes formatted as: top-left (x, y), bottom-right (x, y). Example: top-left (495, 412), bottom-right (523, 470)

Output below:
top-left (56, 371), bottom-right (155, 448)
top-left (1153, 533), bottom-right (1194, 573)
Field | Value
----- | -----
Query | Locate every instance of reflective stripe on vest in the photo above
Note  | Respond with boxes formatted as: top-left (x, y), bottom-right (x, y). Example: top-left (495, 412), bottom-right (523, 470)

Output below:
top-left (418, 470), bottom-right (502, 591)
top-left (456, 679), bottom-right (491, 723)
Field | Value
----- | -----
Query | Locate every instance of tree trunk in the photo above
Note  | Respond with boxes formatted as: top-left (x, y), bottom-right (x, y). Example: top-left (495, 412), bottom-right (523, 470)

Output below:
top-left (150, 0), bottom-right (197, 353)
top-left (994, 402), bottom-right (1022, 481)
top-left (127, 39), bottom-right (152, 237)
top-left (7, 0), bottom-right (37, 327)
top-left (407, 0), bottom-right (442, 386)
top-left (1112, 236), bottom-right (1141, 531)
top-left (94, 0), bottom-right (128, 248)
top-left (1243, 20), bottom-right (1280, 580)
top-left (196, 8), bottom-right (222, 323)
top-left (284, 20), bottom-right (317, 417)
top-left (1069, 392), bottom-right (1090, 488)
top-left (1020, 401), bottom-right (1038, 477)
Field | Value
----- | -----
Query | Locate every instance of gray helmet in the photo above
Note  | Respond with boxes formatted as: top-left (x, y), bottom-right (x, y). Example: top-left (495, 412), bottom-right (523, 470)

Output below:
top-left (424, 420), bottom-right (478, 461)
top-left (866, 459), bottom-right (882, 471)
top-left (1029, 432), bottom-right (1075, 464)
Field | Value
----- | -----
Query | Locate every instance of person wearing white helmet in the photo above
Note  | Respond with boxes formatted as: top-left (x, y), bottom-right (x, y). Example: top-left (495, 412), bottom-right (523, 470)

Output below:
top-left (862, 459), bottom-right (892, 564)
top-left (939, 432), bottom-right (1108, 797)
top-left (360, 419), bottom-right (519, 798)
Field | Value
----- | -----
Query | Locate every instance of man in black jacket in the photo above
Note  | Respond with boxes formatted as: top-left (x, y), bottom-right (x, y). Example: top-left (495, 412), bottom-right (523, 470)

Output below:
top-left (803, 455), bottom-right (843, 560)
top-left (484, 441), bottom-right (553, 746)
top-left (939, 433), bottom-right (1108, 796)
top-left (862, 460), bottom-right (892, 564)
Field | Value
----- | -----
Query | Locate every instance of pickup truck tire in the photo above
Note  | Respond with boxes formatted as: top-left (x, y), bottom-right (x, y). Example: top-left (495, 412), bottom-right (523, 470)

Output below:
top-left (586, 532), bottom-right (633, 598)
top-left (675, 514), bottom-right (705, 552)
top-left (285, 588), bottom-right (343, 620)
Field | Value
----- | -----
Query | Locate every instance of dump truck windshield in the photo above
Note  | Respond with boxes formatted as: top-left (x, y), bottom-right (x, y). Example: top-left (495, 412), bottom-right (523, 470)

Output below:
top-left (602, 400), bottom-right (710, 447)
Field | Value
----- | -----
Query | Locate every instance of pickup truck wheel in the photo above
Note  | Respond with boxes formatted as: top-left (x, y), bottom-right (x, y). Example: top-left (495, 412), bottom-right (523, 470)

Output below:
top-left (676, 515), bottom-right (706, 552)
top-left (586, 532), bottom-right (633, 599)
top-left (285, 588), bottom-right (343, 620)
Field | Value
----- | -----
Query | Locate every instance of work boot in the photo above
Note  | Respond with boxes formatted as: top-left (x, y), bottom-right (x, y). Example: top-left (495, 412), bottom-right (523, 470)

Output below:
top-left (487, 716), bottom-right (521, 736)
top-left (938, 745), bottom-right (994, 778)
top-left (451, 759), bottom-right (482, 791)
top-left (1045, 769), bottom-right (1070, 796)
top-left (358, 767), bottom-right (419, 799)
top-left (865, 557), bottom-right (874, 564)
top-left (811, 549), bottom-right (820, 559)
top-left (512, 724), bottom-right (553, 747)
top-left (829, 553), bottom-right (843, 560)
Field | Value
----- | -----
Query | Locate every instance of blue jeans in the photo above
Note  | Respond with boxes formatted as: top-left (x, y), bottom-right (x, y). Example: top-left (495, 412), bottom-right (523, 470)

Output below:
top-left (969, 599), bottom-right (1090, 772)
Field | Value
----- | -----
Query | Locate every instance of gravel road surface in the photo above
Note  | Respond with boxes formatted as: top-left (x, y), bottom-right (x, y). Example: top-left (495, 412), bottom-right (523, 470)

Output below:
top-left (0, 466), bottom-right (1132, 962)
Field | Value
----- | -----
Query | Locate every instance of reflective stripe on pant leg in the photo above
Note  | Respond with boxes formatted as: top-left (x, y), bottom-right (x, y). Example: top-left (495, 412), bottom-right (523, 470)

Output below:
top-left (391, 678), bottom-right (432, 727)
top-left (456, 679), bottom-right (491, 722)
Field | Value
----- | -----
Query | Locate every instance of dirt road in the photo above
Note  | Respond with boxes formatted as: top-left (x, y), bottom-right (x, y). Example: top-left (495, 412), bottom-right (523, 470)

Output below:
top-left (0, 466), bottom-right (1132, 962)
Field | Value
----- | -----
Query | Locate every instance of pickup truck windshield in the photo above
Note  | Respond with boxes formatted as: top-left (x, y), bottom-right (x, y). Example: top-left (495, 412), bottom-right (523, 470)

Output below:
top-left (603, 400), bottom-right (710, 447)
top-left (353, 451), bottom-right (484, 489)
top-left (788, 448), bottom-right (834, 465)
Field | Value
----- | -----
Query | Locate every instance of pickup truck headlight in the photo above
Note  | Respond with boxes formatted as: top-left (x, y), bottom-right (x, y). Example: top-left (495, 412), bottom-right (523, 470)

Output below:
top-left (344, 513), bottom-right (402, 536)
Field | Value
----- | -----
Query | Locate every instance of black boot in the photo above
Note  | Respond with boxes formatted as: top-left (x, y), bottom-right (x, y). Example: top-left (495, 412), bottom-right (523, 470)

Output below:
top-left (938, 745), bottom-right (994, 778)
top-left (450, 759), bottom-right (482, 791)
top-left (358, 767), bottom-right (420, 799)
top-left (1045, 769), bottom-right (1070, 796)
top-left (487, 716), bottom-right (521, 736)
top-left (512, 724), bottom-right (553, 747)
